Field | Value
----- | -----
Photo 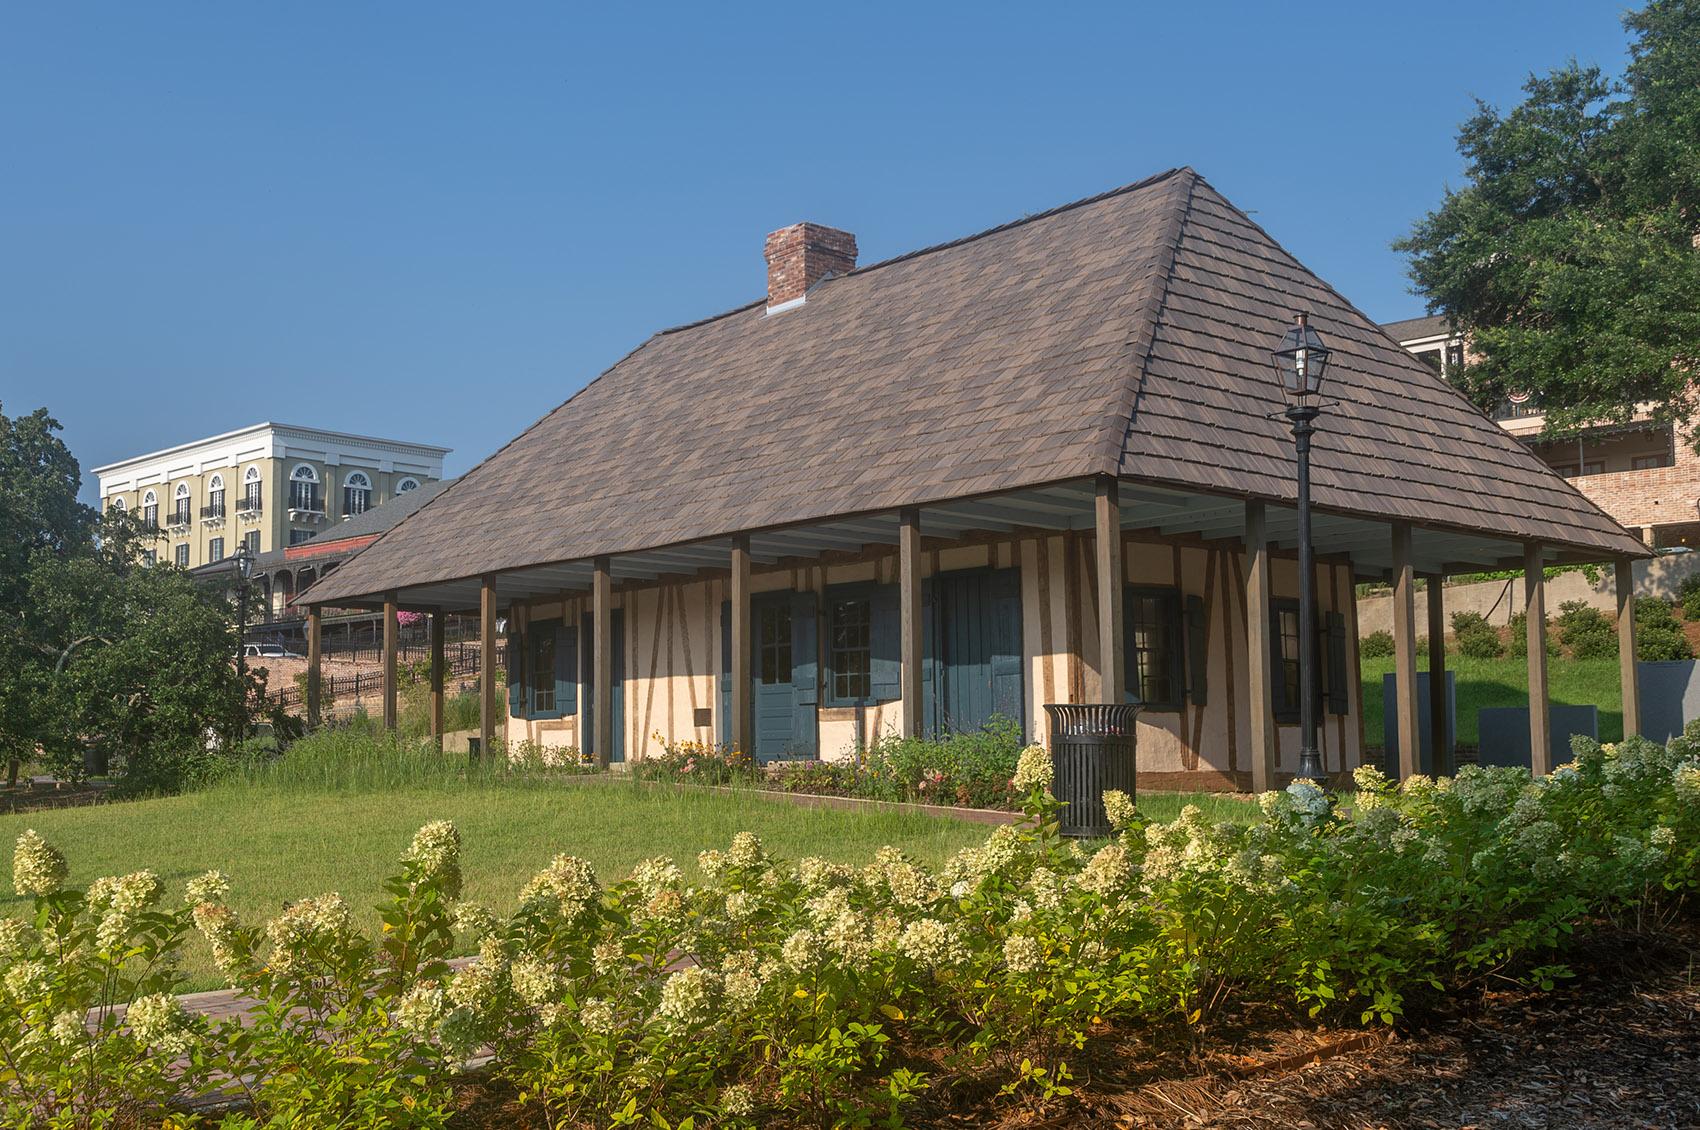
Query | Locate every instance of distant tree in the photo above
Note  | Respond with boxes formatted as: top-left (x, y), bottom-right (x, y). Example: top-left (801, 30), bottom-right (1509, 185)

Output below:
top-left (0, 403), bottom-right (257, 788)
top-left (1395, 0), bottom-right (1700, 435)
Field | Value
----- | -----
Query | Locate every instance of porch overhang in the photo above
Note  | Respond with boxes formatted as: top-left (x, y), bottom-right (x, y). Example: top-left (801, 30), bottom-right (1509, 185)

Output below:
top-left (305, 475), bottom-right (1645, 614)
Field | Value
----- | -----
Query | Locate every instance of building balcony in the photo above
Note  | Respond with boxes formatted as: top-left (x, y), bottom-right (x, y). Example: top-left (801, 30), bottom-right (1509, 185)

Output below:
top-left (200, 503), bottom-right (226, 520)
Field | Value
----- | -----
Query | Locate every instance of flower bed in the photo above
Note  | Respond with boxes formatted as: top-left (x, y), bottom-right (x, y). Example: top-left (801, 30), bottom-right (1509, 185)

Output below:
top-left (4, 729), bottom-right (1698, 1128)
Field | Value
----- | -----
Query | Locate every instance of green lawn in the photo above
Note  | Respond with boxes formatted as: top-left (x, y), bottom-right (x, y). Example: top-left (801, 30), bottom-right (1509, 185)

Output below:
top-left (2, 773), bottom-right (1242, 988)
top-left (1360, 654), bottom-right (1624, 745)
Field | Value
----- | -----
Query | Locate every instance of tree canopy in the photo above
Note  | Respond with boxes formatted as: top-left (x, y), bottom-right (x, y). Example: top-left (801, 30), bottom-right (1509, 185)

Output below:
top-left (0, 403), bottom-right (256, 789)
top-left (1396, 0), bottom-right (1700, 435)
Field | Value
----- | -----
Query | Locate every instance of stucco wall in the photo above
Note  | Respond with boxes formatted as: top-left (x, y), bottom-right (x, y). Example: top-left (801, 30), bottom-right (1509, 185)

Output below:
top-left (507, 533), bottom-right (1364, 777)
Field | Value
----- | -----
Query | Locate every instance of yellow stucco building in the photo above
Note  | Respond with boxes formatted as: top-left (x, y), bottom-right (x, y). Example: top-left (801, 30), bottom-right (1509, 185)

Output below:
top-left (93, 422), bottom-right (449, 569)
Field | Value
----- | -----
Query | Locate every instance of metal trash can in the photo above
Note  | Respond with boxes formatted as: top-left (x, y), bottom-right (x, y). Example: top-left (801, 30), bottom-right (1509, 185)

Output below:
top-left (1043, 703), bottom-right (1141, 837)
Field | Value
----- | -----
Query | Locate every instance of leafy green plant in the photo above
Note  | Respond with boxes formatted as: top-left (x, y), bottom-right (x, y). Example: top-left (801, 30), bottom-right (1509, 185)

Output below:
top-left (1557, 600), bottom-right (1616, 659)
top-left (1451, 611), bottom-right (1505, 659)
top-left (1359, 630), bottom-right (1394, 658)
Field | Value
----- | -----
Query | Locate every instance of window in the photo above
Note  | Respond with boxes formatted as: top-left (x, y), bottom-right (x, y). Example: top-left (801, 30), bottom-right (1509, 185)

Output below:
top-left (395, 477), bottom-right (420, 493)
top-left (759, 604), bottom-right (792, 686)
top-left (343, 471), bottom-right (372, 516)
top-left (172, 483), bottom-right (191, 525)
top-left (531, 628), bottom-right (557, 715)
top-left (241, 467), bottom-right (263, 512)
top-left (1632, 454), bottom-right (1667, 471)
top-left (142, 549), bottom-right (156, 566)
top-left (1413, 349), bottom-right (1442, 374)
top-left (1445, 343), bottom-right (1464, 372)
top-left (289, 464), bottom-right (321, 512)
top-left (175, 544), bottom-right (189, 567)
top-left (829, 597), bottom-right (872, 701)
top-left (209, 537), bottom-right (224, 563)
top-left (142, 490), bottom-right (159, 530)
top-left (109, 497), bottom-right (126, 515)
top-left (205, 474), bottom-right (225, 519)
top-left (289, 529), bottom-right (314, 546)
top-left (1273, 602), bottom-right (1302, 722)
top-left (1125, 588), bottom-right (1184, 710)
top-left (243, 531), bottom-right (260, 553)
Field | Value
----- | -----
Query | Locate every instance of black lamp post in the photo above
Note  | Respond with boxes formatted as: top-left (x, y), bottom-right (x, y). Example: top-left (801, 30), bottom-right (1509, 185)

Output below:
top-left (1272, 314), bottom-right (1331, 785)
top-left (233, 544), bottom-right (255, 683)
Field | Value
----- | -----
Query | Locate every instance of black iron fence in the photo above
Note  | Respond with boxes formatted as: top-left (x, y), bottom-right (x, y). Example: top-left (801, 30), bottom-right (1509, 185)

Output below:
top-left (267, 642), bottom-right (506, 709)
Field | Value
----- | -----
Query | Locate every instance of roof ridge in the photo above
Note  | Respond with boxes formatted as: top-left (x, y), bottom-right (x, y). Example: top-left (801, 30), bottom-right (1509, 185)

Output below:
top-left (652, 168), bottom-right (1192, 339)
top-left (1101, 169), bottom-right (1199, 475)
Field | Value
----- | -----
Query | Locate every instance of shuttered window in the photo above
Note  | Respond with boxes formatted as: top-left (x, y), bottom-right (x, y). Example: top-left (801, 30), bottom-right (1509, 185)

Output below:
top-left (1124, 588), bottom-right (1184, 711)
top-left (824, 582), bottom-right (901, 706)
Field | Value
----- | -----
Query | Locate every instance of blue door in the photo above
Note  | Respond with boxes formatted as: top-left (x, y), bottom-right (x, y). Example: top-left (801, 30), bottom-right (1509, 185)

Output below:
top-left (922, 567), bottom-right (1024, 738)
top-left (581, 610), bottom-right (625, 763)
top-left (721, 592), bottom-right (818, 760)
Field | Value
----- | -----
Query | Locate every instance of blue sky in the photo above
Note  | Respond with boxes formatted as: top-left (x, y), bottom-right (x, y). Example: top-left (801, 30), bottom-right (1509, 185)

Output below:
top-left (0, 2), bottom-right (1639, 502)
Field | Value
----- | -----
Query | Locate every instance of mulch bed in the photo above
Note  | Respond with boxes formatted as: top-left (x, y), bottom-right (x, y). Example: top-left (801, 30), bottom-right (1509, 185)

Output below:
top-left (440, 916), bottom-right (1700, 1130)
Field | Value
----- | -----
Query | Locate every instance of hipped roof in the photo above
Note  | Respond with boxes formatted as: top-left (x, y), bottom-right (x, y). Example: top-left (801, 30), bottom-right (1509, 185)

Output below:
top-left (308, 168), bottom-right (1646, 607)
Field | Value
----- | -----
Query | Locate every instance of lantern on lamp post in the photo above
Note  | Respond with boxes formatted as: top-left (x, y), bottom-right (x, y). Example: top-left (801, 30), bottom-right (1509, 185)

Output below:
top-left (1271, 314), bottom-right (1331, 784)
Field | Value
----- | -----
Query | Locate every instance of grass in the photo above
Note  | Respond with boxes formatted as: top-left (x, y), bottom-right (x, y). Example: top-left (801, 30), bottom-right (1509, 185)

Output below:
top-left (1360, 654), bottom-right (1624, 745)
top-left (2, 727), bottom-right (1254, 988)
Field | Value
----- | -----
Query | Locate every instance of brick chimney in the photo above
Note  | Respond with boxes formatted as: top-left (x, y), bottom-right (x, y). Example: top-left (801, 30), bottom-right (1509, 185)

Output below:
top-left (764, 222), bottom-right (857, 312)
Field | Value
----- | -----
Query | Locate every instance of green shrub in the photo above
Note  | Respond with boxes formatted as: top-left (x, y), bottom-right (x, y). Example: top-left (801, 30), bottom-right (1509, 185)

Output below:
top-left (1507, 611), bottom-right (1562, 658)
top-left (1451, 610), bottom-right (1505, 659)
top-left (1359, 630), bottom-right (1394, 658)
top-left (1556, 600), bottom-right (1615, 659)
top-left (1631, 596), bottom-right (1695, 660)
top-left (1680, 573), bottom-right (1700, 621)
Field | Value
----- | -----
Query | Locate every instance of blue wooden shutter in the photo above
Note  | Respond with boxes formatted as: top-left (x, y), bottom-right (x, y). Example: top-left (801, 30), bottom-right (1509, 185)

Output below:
top-left (1185, 594), bottom-right (1208, 706)
top-left (719, 600), bottom-right (732, 744)
top-left (1325, 611), bottom-right (1347, 715)
top-left (557, 624), bottom-right (579, 715)
top-left (988, 567), bottom-right (1025, 734)
top-left (921, 577), bottom-right (937, 737)
top-left (790, 591), bottom-right (818, 757)
top-left (507, 624), bottom-right (526, 717)
top-left (870, 583), bottom-right (900, 700)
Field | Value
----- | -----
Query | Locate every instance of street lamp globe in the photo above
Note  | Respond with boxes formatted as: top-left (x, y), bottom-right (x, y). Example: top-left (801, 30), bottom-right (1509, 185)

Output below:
top-left (1272, 312), bottom-right (1331, 399)
top-left (233, 544), bottom-right (255, 582)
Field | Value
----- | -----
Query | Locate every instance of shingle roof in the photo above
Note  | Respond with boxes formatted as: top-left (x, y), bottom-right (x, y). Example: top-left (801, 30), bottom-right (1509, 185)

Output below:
top-left (310, 478), bottom-right (451, 543)
top-left (1380, 314), bottom-right (1451, 343)
top-left (307, 168), bottom-right (1646, 606)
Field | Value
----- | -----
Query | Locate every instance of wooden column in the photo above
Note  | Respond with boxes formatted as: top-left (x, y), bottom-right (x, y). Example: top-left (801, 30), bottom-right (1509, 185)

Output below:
top-left (1525, 543), bottom-right (1552, 775)
top-left (306, 604), bottom-right (322, 729)
top-left (1618, 558), bottom-right (1640, 740)
top-left (730, 536), bottom-right (752, 757)
top-left (593, 556), bottom-right (613, 769)
top-left (479, 575), bottom-right (497, 758)
top-left (382, 590), bottom-right (399, 732)
top-left (899, 508), bottom-right (923, 738)
top-left (429, 611), bottom-right (445, 749)
top-left (1095, 477), bottom-right (1125, 703)
top-left (1423, 572), bottom-right (1450, 777)
top-left (1245, 501), bottom-right (1278, 793)
top-left (1391, 523), bottom-right (1420, 780)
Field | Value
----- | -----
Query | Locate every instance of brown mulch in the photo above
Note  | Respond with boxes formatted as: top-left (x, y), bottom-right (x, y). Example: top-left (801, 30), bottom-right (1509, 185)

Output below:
top-left (438, 917), bottom-right (1700, 1130)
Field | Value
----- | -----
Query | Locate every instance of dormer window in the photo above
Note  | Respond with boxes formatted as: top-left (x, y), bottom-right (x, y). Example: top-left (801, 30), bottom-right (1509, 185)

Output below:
top-left (342, 471), bottom-right (372, 516)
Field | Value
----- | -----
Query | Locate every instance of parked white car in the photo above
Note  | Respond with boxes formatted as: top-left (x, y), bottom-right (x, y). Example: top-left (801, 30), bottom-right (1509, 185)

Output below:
top-left (243, 643), bottom-right (302, 659)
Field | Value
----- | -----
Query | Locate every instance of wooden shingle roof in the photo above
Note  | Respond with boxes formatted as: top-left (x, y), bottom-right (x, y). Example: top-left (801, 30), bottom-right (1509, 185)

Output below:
top-left (308, 168), bottom-right (1646, 606)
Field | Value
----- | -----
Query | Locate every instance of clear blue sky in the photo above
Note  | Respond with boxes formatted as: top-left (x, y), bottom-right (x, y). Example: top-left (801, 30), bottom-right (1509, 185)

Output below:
top-left (0, 2), bottom-right (1639, 503)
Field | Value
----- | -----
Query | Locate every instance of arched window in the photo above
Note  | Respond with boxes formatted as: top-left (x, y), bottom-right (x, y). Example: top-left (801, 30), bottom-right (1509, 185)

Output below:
top-left (206, 473), bottom-right (226, 519)
top-left (342, 470), bottom-right (372, 516)
top-left (241, 466), bottom-right (263, 513)
top-left (172, 483), bottom-right (192, 525)
top-left (395, 477), bottom-right (420, 494)
top-left (109, 497), bottom-right (127, 513)
top-left (141, 490), bottom-right (159, 530)
top-left (288, 464), bottom-right (322, 513)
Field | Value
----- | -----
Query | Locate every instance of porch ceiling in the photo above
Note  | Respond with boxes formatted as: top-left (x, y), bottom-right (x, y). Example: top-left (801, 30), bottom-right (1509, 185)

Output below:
top-left (340, 476), bottom-right (1592, 614)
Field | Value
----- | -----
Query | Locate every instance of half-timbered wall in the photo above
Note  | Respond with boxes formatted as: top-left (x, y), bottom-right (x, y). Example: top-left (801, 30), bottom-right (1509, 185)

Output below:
top-left (506, 530), bottom-right (1362, 776)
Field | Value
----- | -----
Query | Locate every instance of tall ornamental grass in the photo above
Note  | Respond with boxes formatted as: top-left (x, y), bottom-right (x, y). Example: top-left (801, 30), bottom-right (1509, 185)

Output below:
top-left (4, 728), bottom-right (1697, 1128)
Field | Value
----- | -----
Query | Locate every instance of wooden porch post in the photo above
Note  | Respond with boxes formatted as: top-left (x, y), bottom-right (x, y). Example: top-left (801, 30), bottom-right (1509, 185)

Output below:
top-left (429, 611), bottom-right (445, 749)
top-left (1095, 477), bottom-right (1125, 703)
top-left (899, 507), bottom-right (923, 738)
top-left (1245, 501), bottom-right (1278, 793)
top-left (1391, 523), bottom-right (1420, 780)
top-left (382, 591), bottom-right (399, 732)
top-left (593, 556), bottom-right (613, 769)
top-left (1424, 572), bottom-right (1450, 777)
top-left (479, 575), bottom-right (497, 758)
top-left (1526, 543), bottom-right (1552, 775)
top-left (306, 604), bottom-right (322, 729)
top-left (730, 536), bottom-right (752, 757)
top-left (1618, 558), bottom-right (1640, 740)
